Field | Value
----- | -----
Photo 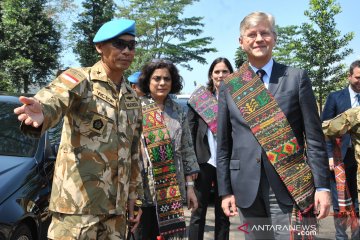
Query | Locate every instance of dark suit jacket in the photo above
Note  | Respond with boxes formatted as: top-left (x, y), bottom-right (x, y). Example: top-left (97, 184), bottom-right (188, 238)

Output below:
top-left (216, 61), bottom-right (330, 208)
top-left (321, 88), bottom-right (352, 160)
top-left (187, 106), bottom-right (211, 164)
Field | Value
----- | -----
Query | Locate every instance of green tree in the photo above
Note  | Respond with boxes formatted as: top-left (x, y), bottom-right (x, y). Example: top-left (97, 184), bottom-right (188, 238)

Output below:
top-left (273, 25), bottom-right (302, 67)
top-left (117, 0), bottom-right (217, 72)
top-left (0, 0), bottom-right (61, 93)
top-left (296, 0), bottom-right (354, 111)
top-left (0, 3), bottom-right (13, 92)
top-left (234, 48), bottom-right (247, 69)
top-left (71, 0), bottom-right (115, 67)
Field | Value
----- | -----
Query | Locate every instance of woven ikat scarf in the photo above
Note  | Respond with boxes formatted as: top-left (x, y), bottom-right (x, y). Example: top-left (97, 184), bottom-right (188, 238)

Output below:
top-left (188, 86), bottom-right (218, 136)
top-left (141, 97), bottom-right (186, 239)
top-left (333, 138), bottom-right (358, 231)
top-left (224, 62), bottom-right (316, 239)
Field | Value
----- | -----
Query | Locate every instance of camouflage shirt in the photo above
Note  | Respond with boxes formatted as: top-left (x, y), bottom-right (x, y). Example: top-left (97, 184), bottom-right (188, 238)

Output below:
top-left (322, 106), bottom-right (360, 196)
top-left (322, 106), bottom-right (360, 163)
top-left (23, 61), bottom-right (143, 215)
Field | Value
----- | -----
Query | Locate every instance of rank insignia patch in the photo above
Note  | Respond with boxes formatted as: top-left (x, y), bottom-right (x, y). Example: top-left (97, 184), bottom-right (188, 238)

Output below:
top-left (124, 93), bottom-right (140, 109)
top-left (90, 115), bottom-right (106, 134)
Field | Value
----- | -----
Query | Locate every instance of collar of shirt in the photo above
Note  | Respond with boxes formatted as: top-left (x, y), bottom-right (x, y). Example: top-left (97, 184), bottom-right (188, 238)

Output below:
top-left (250, 59), bottom-right (273, 88)
top-left (348, 85), bottom-right (360, 107)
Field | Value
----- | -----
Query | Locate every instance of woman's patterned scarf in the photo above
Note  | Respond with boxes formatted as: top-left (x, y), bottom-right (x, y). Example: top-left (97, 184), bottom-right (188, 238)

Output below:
top-left (141, 97), bottom-right (186, 239)
top-left (188, 86), bottom-right (218, 136)
top-left (333, 138), bottom-right (359, 231)
top-left (224, 62), bottom-right (316, 239)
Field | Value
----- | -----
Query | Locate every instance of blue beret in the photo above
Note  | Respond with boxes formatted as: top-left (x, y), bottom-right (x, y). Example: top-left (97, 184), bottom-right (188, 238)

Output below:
top-left (93, 19), bottom-right (135, 43)
top-left (128, 71), bottom-right (141, 84)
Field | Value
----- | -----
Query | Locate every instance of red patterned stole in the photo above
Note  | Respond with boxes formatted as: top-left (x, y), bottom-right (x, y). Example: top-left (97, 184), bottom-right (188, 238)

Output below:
top-left (188, 86), bottom-right (218, 136)
top-left (141, 97), bottom-right (186, 238)
top-left (333, 138), bottom-right (358, 230)
top-left (224, 62), bottom-right (316, 239)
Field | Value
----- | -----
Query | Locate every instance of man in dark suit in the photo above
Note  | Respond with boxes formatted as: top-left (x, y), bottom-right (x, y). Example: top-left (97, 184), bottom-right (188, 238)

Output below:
top-left (216, 11), bottom-right (331, 240)
top-left (321, 60), bottom-right (360, 240)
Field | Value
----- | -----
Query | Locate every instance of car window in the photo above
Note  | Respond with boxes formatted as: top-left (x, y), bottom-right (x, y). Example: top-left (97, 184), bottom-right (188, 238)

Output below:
top-left (0, 102), bottom-right (39, 157)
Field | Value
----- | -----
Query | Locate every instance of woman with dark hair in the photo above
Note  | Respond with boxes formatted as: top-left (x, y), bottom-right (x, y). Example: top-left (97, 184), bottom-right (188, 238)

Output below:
top-left (188, 57), bottom-right (234, 240)
top-left (137, 59), bottom-right (200, 240)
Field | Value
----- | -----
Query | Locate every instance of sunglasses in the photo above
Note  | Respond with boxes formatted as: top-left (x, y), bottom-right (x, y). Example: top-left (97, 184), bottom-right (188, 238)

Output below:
top-left (111, 39), bottom-right (137, 51)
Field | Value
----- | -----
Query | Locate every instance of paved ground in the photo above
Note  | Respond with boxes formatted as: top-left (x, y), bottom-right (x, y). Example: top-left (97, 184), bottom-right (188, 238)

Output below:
top-left (183, 205), bottom-right (351, 240)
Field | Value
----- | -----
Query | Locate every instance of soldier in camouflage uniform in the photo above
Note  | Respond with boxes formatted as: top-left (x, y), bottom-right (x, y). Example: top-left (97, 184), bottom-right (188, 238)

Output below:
top-left (14, 19), bottom-right (143, 239)
top-left (322, 107), bottom-right (360, 204)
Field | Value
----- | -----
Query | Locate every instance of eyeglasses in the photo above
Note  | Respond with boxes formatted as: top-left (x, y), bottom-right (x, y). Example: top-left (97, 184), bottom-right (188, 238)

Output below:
top-left (244, 31), bottom-right (273, 40)
top-left (111, 39), bottom-right (137, 51)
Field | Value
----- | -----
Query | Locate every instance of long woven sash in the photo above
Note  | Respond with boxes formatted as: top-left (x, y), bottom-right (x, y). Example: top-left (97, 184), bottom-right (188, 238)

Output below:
top-left (188, 86), bottom-right (218, 136)
top-left (333, 138), bottom-right (358, 230)
top-left (224, 62), bottom-right (315, 211)
top-left (141, 98), bottom-right (186, 238)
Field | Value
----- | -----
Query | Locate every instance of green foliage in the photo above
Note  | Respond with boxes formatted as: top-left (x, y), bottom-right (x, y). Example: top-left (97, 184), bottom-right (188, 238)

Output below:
top-left (296, 0), bottom-right (354, 110)
top-left (234, 48), bottom-right (247, 69)
top-left (273, 25), bottom-right (302, 67)
top-left (117, 0), bottom-right (217, 72)
top-left (0, 72), bottom-right (14, 92)
top-left (71, 0), bottom-right (115, 67)
top-left (0, 0), bottom-right (61, 93)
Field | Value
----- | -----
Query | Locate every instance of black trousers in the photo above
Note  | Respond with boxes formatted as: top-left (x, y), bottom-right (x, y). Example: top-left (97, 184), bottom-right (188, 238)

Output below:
top-left (139, 206), bottom-right (159, 240)
top-left (188, 163), bottom-right (230, 240)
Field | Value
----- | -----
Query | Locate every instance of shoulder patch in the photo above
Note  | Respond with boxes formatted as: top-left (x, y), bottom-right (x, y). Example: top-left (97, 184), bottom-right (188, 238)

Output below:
top-left (59, 68), bottom-right (87, 88)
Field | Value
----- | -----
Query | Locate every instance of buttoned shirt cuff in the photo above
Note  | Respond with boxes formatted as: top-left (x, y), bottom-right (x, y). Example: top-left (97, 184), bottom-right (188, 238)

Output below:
top-left (316, 188), bottom-right (330, 192)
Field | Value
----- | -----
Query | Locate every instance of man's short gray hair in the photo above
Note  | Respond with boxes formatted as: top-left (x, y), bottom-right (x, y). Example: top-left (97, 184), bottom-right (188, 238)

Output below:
top-left (239, 12), bottom-right (277, 39)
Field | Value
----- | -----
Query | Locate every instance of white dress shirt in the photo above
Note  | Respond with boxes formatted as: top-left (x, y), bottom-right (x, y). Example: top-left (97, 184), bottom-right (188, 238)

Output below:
top-left (349, 85), bottom-right (360, 107)
top-left (250, 59), bottom-right (274, 89)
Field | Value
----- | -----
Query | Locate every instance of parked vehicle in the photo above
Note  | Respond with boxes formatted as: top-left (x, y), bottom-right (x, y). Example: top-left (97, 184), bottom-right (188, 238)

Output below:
top-left (0, 93), bottom-right (61, 240)
top-left (173, 94), bottom-right (190, 112)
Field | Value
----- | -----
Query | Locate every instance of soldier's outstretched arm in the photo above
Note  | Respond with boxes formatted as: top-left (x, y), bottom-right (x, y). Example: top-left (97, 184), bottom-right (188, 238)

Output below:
top-left (322, 109), bottom-right (354, 138)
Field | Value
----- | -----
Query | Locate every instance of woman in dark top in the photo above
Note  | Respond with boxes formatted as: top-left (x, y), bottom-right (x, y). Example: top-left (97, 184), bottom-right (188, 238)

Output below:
top-left (188, 57), bottom-right (234, 240)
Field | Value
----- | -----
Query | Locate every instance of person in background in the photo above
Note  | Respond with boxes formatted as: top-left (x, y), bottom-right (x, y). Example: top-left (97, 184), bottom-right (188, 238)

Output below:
top-left (216, 11), bottom-right (331, 239)
top-left (321, 60), bottom-right (360, 240)
top-left (13, 18), bottom-right (143, 239)
top-left (137, 59), bottom-right (199, 240)
top-left (128, 71), bottom-right (145, 97)
top-left (187, 57), bottom-right (233, 240)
